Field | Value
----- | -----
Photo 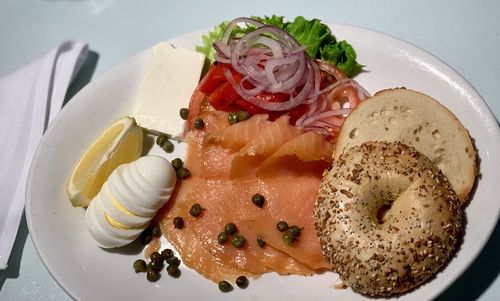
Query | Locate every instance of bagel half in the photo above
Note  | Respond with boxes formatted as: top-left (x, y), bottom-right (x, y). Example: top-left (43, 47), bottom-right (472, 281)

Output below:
top-left (315, 141), bottom-right (463, 297)
top-left (335, 88), bottom-right (476, 204)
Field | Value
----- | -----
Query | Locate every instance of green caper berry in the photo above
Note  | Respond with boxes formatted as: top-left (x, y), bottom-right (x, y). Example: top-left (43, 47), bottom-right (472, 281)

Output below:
top-left (150, 251), bottom-right (162, 262)
top-left (236, 110), bottom-right (250, 122)
top-left (171, 158), bottom-right (183, 170)
top-left (228, 113), bottom-right (239, 125)
top-left (177, 167), bottom-right (191, 180)
top-left (283, 233), bottom-right (296, 246)
top-left (194, 118), bottom-right (205, 129)
top-left (218, 231), bottom-right (228, 244)
top-left (251, 193), bottom-right (265, 208)
top-left (161, 139), bottom-right (174, 153)
top-left (218, 280), bottom-right (233, 292)
top-left (151, 225), bottom-right (162, 238)
top-left (232, 235), bottom-right (246, 248)
top-left (236, 275), bottom-right (249, 289)
top-left (133, 259), bottom-right (147, 273)
top-left (148, 259), bottom-right (164, 271)
top-left (156, 134), bottom-right (169, 146)
top-left (288, 225), bottom-right (301, 237)
top-left (189, 203), bottom-right (203, 217)
top-left (166, 265), bottom-right (181, 278)
top-left (179, 108), bottom-right (189, 120)
top-left (161, 249), bottom-right (174, 259)
top-left (276, 221), bottom-right (289, 232)
top-left (146, 269), bottom-right (161, 282)
top-left (256, 236), bottom-right (266, 248)
top-left (173, 216), bottom-right (184, 229)
top-left (224, 223), bottom-right (237, 235)
top-left (166, 256), bottom-right (181, 267)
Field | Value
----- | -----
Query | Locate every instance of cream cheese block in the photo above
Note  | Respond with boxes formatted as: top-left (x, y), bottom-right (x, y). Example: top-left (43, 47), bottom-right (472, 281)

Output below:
top-left (134, 42), bottom-right (205, 136)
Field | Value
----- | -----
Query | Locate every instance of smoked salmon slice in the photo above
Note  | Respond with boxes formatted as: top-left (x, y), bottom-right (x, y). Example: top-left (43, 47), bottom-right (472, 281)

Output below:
top-left (163, 106), bottom-right (331, 282)
top-left (169, 177), bottom-right (317, 275)
top-left (230, 115), bottom-right (301, 178)
top-left (257, 131), bottom-right (334, 177)
top-left (156, 187), bottom-right (253, 282)
top-left (210, 114), bottom-right (271, 150)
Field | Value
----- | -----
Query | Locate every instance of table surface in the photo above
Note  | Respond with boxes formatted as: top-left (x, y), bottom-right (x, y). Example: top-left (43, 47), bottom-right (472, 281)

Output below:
top-left (0, 0), bottom-right (499, 300)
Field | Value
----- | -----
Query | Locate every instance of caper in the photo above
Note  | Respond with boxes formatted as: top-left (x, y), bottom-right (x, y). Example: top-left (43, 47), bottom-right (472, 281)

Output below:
top-left (228, 112), bottom-right (239, 125)
top-left (133, 259), bottom-right (147, 273)
top-left (224, 223), bottom-right (237, 235)
top-left (146, 269), bottom-right (161, 282)
top-left (161, 248), bottom-right (174, 259)
top-left (288, 225), bottom-right (301, 238)
top-left (218, 231), bottom-right (228, 244)
top-left (179, 108), bottom-right (189, 120)
top-left (218, 280), bottom-right (233, 292)
top-left (232, 235), bottom-right (246, 248)
top-left (236, 110), bottom-right (250, 122)
top-left (276, 221), bottom-right (289, 232)
top-left (283, 233), bottom-right (296, 246)
top-left (189, 203), bottom-right (203, 217)
top-left (139, 233), bottom-right (152, 245)
top-left (151, 225), bottom-right (162, 238)
top-left (251, 193), bottom-right (265, 208)
top-left (156, 134), bottom-right (169, 146)
top-left (171, 158), bottom-right (183, 170)
top-left (148, 259), bottom-right (164, 271)
top-left (236, 275), bottom-right (249, 289)
top-left (150, 251), bottom-right (162, 262)
top-left (177, 167), bottom-right (191, 180)
top-left (194, 118), bottom-right (205, 129)
top-left (256, 236), bottom-right (266, 248)
top-left (161, 139), bottom-right (174, 153)
top-left (173, 216), bottom-right (184, 229)
top-left (166, 265), bottom-right (181, 278)
top-left (166, 256), bottom-right (181, 267)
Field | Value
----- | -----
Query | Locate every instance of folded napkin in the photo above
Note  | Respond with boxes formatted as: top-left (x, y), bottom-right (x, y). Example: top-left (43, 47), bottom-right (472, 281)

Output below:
top-left (0, 41), bottom-right (89, 269)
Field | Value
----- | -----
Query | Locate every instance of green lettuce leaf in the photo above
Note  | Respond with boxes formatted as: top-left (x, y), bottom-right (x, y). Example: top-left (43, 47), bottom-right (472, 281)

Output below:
top-left (195, 21), bottom-right (228, 63)
top-left (285, 16), bottom-right (332, 59)
top-left (320, 41), bottom-right (363, 77)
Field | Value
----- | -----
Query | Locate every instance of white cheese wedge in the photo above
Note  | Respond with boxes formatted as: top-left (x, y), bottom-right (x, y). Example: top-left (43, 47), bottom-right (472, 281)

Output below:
top-left (134, 42), bottom-right (205, 135)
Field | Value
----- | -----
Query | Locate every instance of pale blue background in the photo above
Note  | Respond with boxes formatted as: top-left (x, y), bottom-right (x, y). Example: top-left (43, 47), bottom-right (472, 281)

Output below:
top-left (0, 0), bottom-right (499, 300)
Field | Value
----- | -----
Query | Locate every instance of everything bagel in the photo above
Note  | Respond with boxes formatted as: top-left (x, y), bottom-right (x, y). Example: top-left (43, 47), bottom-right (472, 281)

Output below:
top-left (314, 141), bottom-right (463, 297)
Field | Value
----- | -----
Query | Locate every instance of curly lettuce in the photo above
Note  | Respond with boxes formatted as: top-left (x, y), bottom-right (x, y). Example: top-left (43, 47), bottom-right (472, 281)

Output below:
top-left (195, 21), bottom-right (228, 63)
top-left (196, 15), bottom-right (362, 77)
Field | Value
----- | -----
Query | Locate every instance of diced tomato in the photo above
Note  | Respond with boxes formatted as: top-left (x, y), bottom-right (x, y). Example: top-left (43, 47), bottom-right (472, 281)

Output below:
top-left (198, 63), bottom-right (228, 94)
top-left (288, 104), bottom-right (310, 125)
top-left (235, 99), bottom-right (267, 115)
top-left (255, 92), bottom-right (289, 103)
top-left (207, 82), bottom-right (240, 111)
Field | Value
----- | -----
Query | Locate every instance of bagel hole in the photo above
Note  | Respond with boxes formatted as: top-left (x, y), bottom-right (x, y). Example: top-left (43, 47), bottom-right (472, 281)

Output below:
top-left (376, 203), bottom-right (392, 224)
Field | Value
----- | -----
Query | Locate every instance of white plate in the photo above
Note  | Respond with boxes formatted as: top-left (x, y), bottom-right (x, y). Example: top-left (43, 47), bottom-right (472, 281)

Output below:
top-left (26, 24), bottom-right (500, 301)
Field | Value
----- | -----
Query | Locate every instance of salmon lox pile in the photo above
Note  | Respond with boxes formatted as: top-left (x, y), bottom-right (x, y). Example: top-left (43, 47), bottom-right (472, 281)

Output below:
top-left (156, 104), bottom-right (333, 282)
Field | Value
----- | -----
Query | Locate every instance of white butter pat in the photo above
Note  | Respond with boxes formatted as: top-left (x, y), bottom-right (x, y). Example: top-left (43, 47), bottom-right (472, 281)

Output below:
top-left (134, 42), bottom-right (205, 135)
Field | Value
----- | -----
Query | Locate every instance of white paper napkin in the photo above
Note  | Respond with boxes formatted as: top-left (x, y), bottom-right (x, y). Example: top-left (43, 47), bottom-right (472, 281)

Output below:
top-left (0, 41), bottom-right (89, 269)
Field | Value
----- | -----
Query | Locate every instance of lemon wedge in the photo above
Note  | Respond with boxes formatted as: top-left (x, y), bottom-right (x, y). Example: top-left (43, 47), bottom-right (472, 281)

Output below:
top-left (66, 116), bottom-right (143, 207)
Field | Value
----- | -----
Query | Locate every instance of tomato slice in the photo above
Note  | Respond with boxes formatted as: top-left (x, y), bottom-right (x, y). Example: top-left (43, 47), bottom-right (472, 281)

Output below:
top-left (255, 92), bottom-right (289, 103)
top-left (234, 99), bottom-right (267, 115)
top-left (198, 63), bottom-right (227, 94)
top-left (207, 82), bottom-right (240, 111)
